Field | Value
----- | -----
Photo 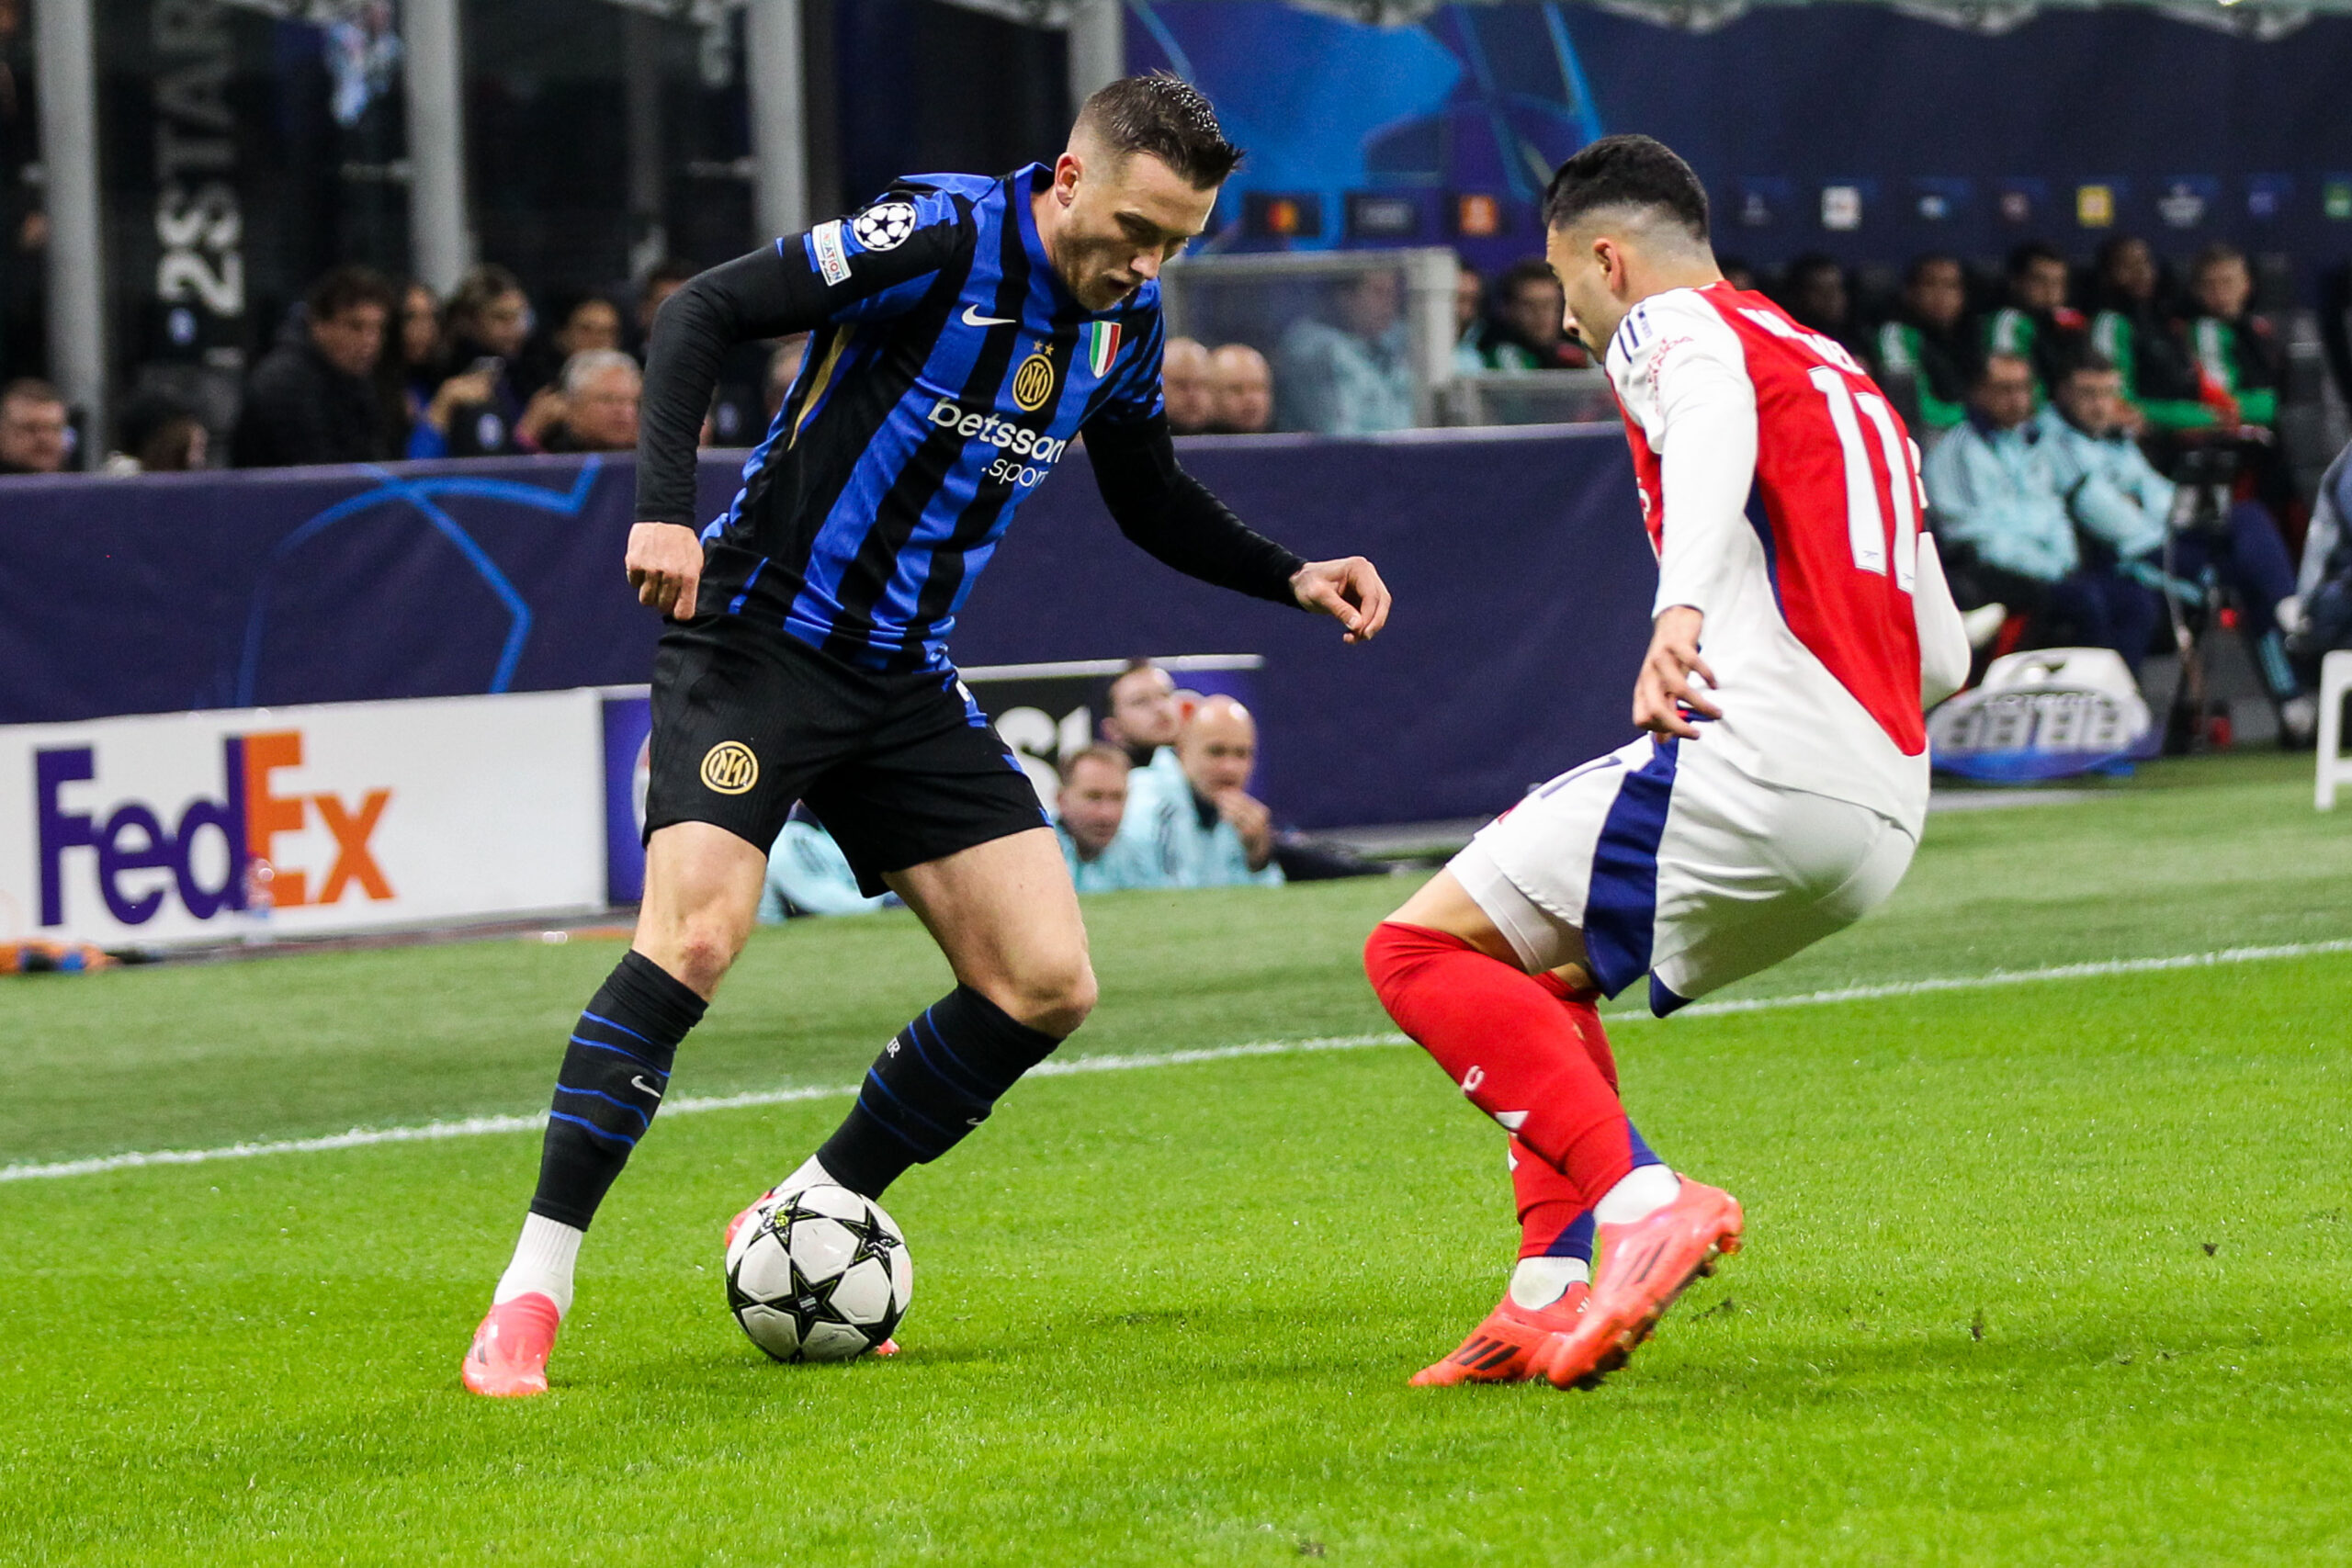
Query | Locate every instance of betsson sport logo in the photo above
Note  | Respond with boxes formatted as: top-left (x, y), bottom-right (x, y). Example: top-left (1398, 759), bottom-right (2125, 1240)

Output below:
top-left (34, 729), bottom-right (391, 930)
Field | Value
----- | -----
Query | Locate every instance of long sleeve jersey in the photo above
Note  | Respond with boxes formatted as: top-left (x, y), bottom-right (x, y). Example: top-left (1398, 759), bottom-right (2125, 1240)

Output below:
top-left (1608, 283), bottom-right (1967, 837)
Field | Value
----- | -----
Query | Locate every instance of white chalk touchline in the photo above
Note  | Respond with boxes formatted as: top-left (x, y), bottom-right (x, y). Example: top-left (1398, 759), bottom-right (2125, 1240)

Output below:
top-left (6, 940), bottom-right (2346, 1185)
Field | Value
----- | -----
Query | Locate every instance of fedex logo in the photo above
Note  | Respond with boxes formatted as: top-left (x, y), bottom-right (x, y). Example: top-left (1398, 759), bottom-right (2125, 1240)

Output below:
top-left (36, 730), bottom-right (392, 929)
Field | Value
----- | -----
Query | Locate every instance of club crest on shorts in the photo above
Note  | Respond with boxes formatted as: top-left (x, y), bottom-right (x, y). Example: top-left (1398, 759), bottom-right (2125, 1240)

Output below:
top-left (1011, 347), bottom-right (1057, 412)
top-left (700, 741), bottom-right (759, 795)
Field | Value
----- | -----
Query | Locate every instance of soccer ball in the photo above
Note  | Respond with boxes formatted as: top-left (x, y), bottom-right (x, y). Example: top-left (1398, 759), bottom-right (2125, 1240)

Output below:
top-left (725, 1182), bottom-right (911, 1362)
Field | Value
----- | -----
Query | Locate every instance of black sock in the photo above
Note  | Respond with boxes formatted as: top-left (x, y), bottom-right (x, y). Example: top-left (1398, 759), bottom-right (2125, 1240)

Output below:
top-left (528, 951), bottom-right (707, 1230)
top-left (816, 985), bottom-right (1063, 1198)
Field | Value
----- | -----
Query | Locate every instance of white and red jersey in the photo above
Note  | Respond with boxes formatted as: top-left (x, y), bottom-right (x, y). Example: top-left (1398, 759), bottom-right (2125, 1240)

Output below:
top-left (1608, 281), bottom-right (1954, 834)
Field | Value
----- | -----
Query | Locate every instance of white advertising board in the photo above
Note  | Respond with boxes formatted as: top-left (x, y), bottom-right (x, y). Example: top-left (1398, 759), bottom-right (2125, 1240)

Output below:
top-left (0, 690), bottom-right (606, 947)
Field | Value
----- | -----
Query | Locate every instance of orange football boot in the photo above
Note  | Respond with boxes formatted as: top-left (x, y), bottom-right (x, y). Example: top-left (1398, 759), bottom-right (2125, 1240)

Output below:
top-left (1410, 1283), bottom-right (1590, 1386)
top-left (460, 1292), bottom-right (562, 1398)
top-left (1532, 1177), bottom-right (1741, 1391)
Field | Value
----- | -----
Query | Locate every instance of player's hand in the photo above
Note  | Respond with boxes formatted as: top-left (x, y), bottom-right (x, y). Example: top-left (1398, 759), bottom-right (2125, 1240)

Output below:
top-left (1291, 557), bottom-right (1391, 643)
top-left (628, 522), bottom-right (705, 620)
top-left (1215, 788), bottom-right (1275, 870)
top-left (1633, 605), bottom-right (1721, 740)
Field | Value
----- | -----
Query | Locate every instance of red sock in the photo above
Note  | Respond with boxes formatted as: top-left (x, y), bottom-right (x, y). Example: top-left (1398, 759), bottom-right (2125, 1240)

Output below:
top-left (1364, 921), bottom-right (1638, 1206)
top-left (1510, 1137), bottom-right (1589, 1258)
top-left (1533, 971), bottom-right (1619, 1090)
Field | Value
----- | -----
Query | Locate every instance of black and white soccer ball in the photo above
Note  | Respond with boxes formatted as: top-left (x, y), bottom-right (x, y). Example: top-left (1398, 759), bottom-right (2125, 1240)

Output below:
top-left (851, 200), bottom-right (918, 252)
top-left (725, 1182), bottom-right (911, 1362)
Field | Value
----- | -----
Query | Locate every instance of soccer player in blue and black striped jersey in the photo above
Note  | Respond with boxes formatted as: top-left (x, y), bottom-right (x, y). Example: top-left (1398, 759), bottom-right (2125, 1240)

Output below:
top-left (462, 74), bottom-right (1392, 1396)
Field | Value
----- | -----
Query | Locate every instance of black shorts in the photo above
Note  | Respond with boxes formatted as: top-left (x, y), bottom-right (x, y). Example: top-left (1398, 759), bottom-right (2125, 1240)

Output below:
top-left (644, 615), bottom-right (1047, 896)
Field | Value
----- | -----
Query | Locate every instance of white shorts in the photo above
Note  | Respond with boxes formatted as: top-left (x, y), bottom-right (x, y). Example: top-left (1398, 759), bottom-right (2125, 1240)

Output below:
top-left (1451, 734), bottom-right (1918, 1015)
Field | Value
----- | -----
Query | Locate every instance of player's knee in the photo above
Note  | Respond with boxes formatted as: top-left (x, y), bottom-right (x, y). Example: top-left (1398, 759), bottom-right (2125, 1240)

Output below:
top-left (999, 952), bottom-right (1096, 1038)
top-left (659, 912), bottom-right (747, 996)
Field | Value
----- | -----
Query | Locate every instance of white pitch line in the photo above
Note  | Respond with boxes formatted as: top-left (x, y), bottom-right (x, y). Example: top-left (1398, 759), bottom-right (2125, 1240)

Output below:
top-left (5, 941), bottom-right (2347, 1186)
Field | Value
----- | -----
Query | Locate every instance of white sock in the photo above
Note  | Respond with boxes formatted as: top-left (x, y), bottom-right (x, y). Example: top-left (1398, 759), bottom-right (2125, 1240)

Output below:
top-left (493, 1213), bottom-right (582, 1315)
top-left (1509, 1256), bottom-right (1590, 1311)
top-left (1593, 1164), bottom-right (1680, 1227)
top-left (777, 1155), bottom-right (836, 1195)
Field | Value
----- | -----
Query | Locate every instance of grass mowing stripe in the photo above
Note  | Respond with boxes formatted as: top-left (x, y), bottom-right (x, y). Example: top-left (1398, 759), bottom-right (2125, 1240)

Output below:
top-left (0, 1032), bottom-right (1412, 1184)
top-left (11, 933), bottom-right (2351, 1187)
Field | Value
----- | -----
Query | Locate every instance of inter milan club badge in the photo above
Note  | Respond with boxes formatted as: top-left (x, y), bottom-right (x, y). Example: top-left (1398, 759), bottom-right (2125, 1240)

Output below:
top-left (1012, 347), bottom-right (1057, 412)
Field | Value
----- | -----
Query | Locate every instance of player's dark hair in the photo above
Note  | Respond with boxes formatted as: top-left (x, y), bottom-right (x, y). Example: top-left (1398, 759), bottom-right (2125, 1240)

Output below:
top-left (2064, 352), bottom-right (2121, 380)
top-left (1076, 73), bottom-right (1244, 189)
top-left (2005, 241), bottom-right (2064, 279)
top-left (306, 264), bottom-right (394, 324)
top-left (1541, 134), bottom-right (1709, 244)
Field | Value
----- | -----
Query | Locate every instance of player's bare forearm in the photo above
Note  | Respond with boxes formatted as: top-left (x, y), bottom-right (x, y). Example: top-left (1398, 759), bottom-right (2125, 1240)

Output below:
top-left (627, 522), bottom-right (705, 620)
top-left (1633, 604), bottom-right (1720, 739)
top-left (1290, 557), bottom-right (1392, 643)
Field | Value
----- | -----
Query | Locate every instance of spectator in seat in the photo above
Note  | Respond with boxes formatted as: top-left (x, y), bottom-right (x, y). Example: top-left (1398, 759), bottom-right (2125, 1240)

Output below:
top-left (634, 257), bottom-right (699, 357)
top-left (0, 377), bottom-right (69, 473)
top-left (2039, 355), bottom-right (2312, 739)
top-left (1277, 268), bottom-right (1416, 434)
top-left (1472, 258), bottom-right (1587, 370)
top-left (516, 292), bottom-right (625, 401)
top-left (1163, 336), bottom-right (1216, 434)
top-left (1052, 745), bottom-right (1170, 892)
top-left (760, 804), bottom-right (892, 919)
top-left (103, 392), bottom-right (207, 472)
top-left (1452, 261), bottom-right (1487, 374)
top-left (1984, 241), bottom-right (2086, 400)
top-left (2180, 243), bottom-right (2280, 433)
top-left (1873, 253), bottom-right (1978, 436)
top-left (2287, 439), bottom-right (2352, 677)
top-left (2087, 236), bottom-right (2205, 434)
top-left (1131, 694), bottom-right (1283, 887)
top-left (1924, 352), bottom-right (2157, 674)
top-left (1781, 253), bottom-right (1865, 360)
top-left (529, 349), bottom-right (641, 454)
top-left (1101, 658), bottom-right (1186, 768)
top-left (1208, 343), bottom-right (1273, 434)
top-left (231, 265), bottom-right (395, 468)
top-left (409, 264), bottom-right (532, 457)
top-left (389, 279), bottom-right (447, 447)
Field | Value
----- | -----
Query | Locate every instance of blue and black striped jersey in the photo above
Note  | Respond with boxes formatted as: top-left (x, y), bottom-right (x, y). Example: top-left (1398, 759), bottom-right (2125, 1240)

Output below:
top-left (685, 164), bottom-right (1169, 672)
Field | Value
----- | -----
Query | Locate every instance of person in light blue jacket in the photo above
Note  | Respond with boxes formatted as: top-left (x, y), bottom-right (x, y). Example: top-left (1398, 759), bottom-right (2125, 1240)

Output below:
top-left (2039, 355), bottom-right (2310, 735)
top-left (1052, 746), bottom-right (1170, 893)
top-left (1128, 694), bottom-right (1284, 889)
top-left (760, 806), bottom-right (893, 920)
top-left (1924, 352), bottom-right (2158, 673)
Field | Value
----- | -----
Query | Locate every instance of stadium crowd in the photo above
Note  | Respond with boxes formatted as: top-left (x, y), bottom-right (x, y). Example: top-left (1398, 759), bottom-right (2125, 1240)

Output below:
top-left (8, 234), bottom-right (2352, 717)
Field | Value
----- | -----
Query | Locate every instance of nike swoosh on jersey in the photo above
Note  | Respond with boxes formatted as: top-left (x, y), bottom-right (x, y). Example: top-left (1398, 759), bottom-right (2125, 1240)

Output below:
top-left (961, 305), bottom-right (1016, 327)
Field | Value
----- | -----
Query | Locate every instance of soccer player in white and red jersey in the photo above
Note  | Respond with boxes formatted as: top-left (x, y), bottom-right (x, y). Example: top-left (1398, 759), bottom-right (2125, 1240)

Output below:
top-left (1363, 135), bottom-right (1972, 1391)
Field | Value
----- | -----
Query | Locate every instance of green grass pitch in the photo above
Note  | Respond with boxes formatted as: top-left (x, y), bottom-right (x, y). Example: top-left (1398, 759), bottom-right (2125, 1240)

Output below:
top-left (3, 752), bottom-right (2349, 1564)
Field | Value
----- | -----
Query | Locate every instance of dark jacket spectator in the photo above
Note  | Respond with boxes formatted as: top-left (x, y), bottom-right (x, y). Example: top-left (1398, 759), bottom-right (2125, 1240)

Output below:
top-left (408, 264), bottom-right (531, 458)
top-left (231, 266), bottom-right (396, 468)
top-left (1872, 254), bottom-right (1979, 434)
top-left (1780, 253), bottom-right (1867, 361)
top-left (104, 391), bottom-right (208, 472)
top-left (2180, 243), bottom-right (2280, 430)
top-left (2086, 235), bottom-right (2205, 434)
top-left (1470, 258), bottom-right (1588, 369)
top-left (1983, 241), bottom-right (2087, 399)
